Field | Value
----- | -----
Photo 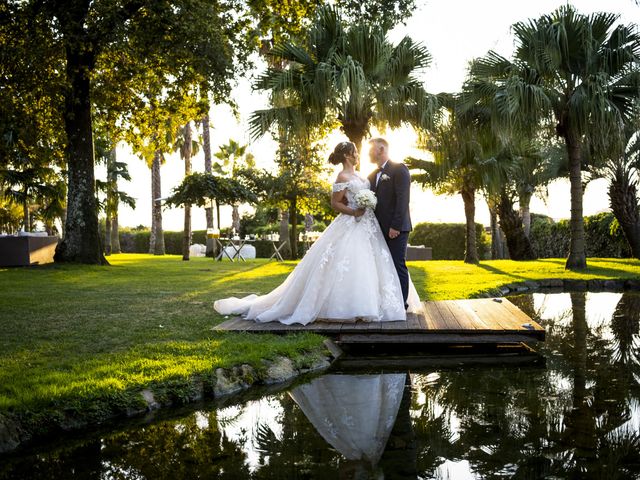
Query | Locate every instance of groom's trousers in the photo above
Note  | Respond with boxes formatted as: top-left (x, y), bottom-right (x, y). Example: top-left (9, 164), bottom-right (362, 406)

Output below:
top-left (386, 232), bottom-right (409, 308)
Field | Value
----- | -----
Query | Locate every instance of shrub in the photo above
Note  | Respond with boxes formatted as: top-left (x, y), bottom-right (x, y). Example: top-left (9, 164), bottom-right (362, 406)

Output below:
top-left (529, 212), bottom-right (631, 258)
top-left (409, 222), bottom-right (490, 260)
top-left (115, 228), bottom-right (282, 258)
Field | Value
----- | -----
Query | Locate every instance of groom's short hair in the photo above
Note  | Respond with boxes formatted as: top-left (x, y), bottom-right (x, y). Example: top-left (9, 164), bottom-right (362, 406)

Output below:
top-left (369, 137), bottom-right (389, 150)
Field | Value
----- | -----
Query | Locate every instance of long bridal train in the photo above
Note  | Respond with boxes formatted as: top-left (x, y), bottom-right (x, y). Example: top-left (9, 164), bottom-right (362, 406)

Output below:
top-left (214, 176), bottom-right (422, 326)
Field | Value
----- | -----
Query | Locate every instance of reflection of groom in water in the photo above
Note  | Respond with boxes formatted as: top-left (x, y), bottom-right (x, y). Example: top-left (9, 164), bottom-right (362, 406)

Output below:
top-left (367, 138), bottom-right (412, 310)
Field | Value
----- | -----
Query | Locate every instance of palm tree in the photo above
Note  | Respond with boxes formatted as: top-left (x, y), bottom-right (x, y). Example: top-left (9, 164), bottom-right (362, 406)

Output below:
top-left (0, 163), bottom-right (59, 232)
top-left (95, 137), bottom-right (135, 255)
top-left (603, 123), bottom-right (640, 258)
top-left (408, 96), bottom-right (497, 264)
top-left (173, 121), bottom-right (200, 260)
top-left (214, 139), bottom-right (249, 235)
top-left (199, 107), bottom-right (216, 255)
top-left (249, 5), bottom-right (438, 154)
top-left (466, 6), bottom-right (640, 270)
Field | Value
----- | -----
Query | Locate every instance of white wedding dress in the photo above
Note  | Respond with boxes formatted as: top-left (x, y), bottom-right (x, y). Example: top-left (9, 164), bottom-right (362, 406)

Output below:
top-left (214, 175), bottom-right (422, 325)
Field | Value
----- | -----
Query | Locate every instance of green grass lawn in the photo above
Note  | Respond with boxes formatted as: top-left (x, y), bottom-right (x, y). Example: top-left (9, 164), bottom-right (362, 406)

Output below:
top-left (1, 254), bottom-right (640, 428)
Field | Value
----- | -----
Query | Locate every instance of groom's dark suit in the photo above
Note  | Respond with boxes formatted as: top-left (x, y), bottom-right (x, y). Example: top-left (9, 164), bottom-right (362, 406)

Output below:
top-left (367, 160), bottom-right (412, 308)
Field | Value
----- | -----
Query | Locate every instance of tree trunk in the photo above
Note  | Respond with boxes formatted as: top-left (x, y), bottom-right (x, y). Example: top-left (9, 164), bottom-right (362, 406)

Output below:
top-left (150, 150), bottom-right (165, 255)
top-left (460, 185), bottom-right (479, 264)
top-left (488, 197), bottom-right (504, 260)
top-left (519, 190), bottom-right (533, 238)
top-left (202, 112), bottom-right (215, 257)
top-left (608, 166), bottom-right (640, 259)
top-left (289, 200), bottom-right (298, 259)
top-left (182, 121), bottom-right (193, 261)
top-left (564, 292), bottom-right (596, 463)
top-left (565, 131), bottom-right (587, 270)
top-left (232, 205), bottom-right (240, 234)
top-left (104, 214), bottom-right (112, 256)
top-left (111, 214), bottom-right (121, 254)
top-left (54, 4), bottom-right (106, 265)
top-left (342, 118), bottom-right (368, 170)
top-left (216, 202), bottom-right (221, 230)
top-left (497, 192), bottom-right (537, 260)
top-left (22, 197), bottom-right (29, 232)
top-left (279, 208), bottom-right (291, 259)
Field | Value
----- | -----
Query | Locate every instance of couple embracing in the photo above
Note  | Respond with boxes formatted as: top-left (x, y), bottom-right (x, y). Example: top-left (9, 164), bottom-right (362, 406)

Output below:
top-left (214, 138), bottom-right (421, 324)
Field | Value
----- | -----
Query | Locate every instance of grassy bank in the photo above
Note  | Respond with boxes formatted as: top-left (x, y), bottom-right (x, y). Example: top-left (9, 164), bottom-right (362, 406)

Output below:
top-left (1, 254), bottom-right (640, 440)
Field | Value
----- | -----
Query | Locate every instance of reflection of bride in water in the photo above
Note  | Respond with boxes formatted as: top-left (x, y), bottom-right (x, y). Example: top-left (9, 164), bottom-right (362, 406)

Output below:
top-left (289, 373), bottom-right (411, 476)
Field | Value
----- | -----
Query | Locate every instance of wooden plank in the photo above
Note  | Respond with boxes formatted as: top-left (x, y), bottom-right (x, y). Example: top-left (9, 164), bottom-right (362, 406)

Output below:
top-left (500, 298), bottom-right (545, 332)
top-left (214, 317), bottom-right (245, 331)
top-left (433, 302), bottom-right (462, 331)
top-left (465, 298), bottom-right (531, 332)
top-left (440, 300), bottom-right (485, 330)
top-left (381, 319), bottom-right (407, 330)
top-left (338, 332), bottom-right (543, 344)
top-left (406, 312), bottom-right (423, 332)
top-left (454, 299), bottom-right (505, 331)
top-left (421, 301), bottom-right (443, 330)
top-left (213, 298), bottom-right (545, 342)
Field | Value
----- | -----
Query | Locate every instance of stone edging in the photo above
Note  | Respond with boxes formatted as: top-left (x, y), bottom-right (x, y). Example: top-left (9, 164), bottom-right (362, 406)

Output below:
top-left (472, 277), bottom-right (640, 298)
top-left (0, 349), bottom-right (335, 455)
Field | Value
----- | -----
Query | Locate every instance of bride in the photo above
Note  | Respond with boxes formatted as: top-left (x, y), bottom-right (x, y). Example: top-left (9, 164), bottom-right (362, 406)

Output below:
top-left (214, 140), bottom-right (421, 325)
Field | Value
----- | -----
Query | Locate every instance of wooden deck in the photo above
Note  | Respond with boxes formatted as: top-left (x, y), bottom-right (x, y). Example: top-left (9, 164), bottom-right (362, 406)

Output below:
top-left (215, 298), bottom-right (545, 345)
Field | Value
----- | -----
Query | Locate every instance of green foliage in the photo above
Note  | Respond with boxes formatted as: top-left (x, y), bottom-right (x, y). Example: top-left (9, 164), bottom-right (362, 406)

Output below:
top-left (250, 5), bottom-right (437, 147)
top-left (166, 172), bottom-right (257, 208)
top-left (409, 222), bottom-right (490, 260)
top-left (530, 212), bottom-right (631, 258)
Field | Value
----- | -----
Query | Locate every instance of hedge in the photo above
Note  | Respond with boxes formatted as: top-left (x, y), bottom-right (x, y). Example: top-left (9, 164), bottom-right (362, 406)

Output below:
top-left (409, 222), bottom-right (491, 260)
top-left (114, 230), bottom-right (278, 258)
top-left (530, 212), bottom-right (631, 258)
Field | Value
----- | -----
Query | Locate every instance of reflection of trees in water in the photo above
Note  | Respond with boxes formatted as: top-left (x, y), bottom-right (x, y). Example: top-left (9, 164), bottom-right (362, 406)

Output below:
top-left (610, 292), bottom-right (640, 366)
top-left (0, 412), bottom-right (251, 479)
top-left (407, 292), bottom-right (640, 478)
top-left (100, 412), bottom-right (251, 479)
top-left (251, 394), bottom-right (341, 479)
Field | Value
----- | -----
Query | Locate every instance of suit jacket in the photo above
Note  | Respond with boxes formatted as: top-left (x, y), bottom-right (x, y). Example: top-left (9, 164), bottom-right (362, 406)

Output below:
top-left (367, 160), bottom-right (412, 236)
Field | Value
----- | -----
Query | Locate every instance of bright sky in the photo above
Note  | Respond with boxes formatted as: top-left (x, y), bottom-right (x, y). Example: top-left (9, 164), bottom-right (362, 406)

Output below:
top-left (110, 0), bottom-right (640, 232)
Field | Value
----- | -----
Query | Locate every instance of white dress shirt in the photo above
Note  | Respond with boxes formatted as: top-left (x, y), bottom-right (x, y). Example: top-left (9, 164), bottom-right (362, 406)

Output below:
top-left (375, 160), bottom-right (389, 185)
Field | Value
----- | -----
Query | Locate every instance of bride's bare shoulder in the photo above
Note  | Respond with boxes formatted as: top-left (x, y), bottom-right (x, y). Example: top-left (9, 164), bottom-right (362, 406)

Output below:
top-left (334, 171), bottom-right (352, 184)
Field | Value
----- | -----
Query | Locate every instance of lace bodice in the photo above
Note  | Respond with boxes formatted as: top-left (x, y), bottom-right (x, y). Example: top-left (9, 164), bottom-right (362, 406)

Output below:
top-left (332, 175), bottom-right (371, 209)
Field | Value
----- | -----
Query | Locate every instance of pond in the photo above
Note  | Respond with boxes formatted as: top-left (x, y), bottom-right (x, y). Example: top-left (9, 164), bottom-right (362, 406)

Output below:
top-left (1, 292), bottom-right (640, 479)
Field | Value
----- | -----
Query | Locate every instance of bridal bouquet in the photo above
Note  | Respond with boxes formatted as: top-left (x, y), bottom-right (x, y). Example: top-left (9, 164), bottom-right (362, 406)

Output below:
top-left (353, 190), bottom-right (377, 222)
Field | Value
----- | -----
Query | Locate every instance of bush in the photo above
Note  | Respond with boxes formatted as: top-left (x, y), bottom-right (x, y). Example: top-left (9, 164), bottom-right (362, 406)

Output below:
top-left (409, 222), bottom-right (490, 260)
top-left (529, 212), bottom-right (631, 258)
top-left (115, 228), bottom-right (281, 258)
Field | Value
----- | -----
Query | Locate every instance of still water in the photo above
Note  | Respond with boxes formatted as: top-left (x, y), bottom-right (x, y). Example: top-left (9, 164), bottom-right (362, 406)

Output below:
top-left (2, 292), bottom-right (640, 479)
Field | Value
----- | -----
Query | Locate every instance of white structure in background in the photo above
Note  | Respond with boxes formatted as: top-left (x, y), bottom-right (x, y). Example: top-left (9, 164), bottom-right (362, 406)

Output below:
top-left (189, 243), bottom-right (207, 257)
top-left (223, 244), bottom-right (256, 259)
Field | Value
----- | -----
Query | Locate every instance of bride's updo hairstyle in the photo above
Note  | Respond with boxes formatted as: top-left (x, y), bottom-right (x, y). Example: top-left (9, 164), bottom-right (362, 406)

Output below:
top-left (328, 141), bottom-right (356, 165)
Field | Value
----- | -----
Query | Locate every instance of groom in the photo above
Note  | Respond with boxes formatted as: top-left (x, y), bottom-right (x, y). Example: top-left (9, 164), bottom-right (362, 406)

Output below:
top-left (367, 138), bottom-right (412, 309)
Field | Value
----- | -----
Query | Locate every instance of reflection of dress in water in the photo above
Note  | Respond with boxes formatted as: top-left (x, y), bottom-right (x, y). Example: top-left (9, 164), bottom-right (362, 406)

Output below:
top-left (213, 176), bottom-right (422, 325)
top-left (288, 374), bottom-right (406, 466)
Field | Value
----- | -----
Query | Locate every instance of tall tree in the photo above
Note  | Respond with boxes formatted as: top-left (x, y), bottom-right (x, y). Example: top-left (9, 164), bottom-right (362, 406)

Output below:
top-left (250, 6), bottom-right (438, 154)
top-left (239, 133), bottom-right (329, 259)
top-left (95, 135), bottom-right (135, 255)
top-left (467, 6), bottom-right (640, 270)
top-left (214, 139), bottom-right (251, 234)
top-left (602, 122), bottom-right (640, 258)
top-left (408, 96), bottom-right (495, 264)
top-left (173, 121), bottom-right (200, 260)
top-left (4, 0), bottom-right (252, 264)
